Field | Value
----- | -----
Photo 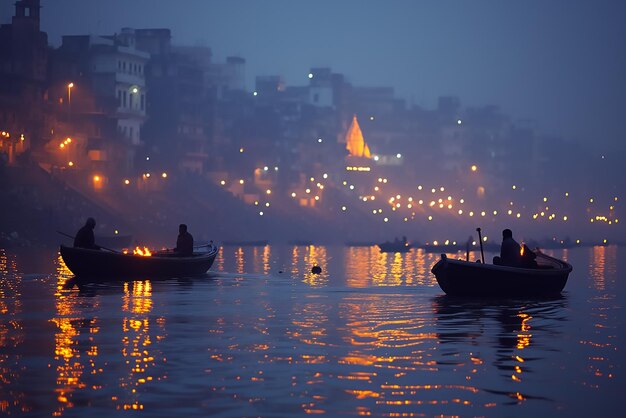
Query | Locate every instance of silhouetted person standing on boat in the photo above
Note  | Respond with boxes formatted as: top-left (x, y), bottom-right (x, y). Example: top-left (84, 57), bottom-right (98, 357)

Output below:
top-left (174, 224), bottom-right (193, 256)
top-left (498, 228), bottom-right (522, 267)
top-left (74, 217), bottom-right (100, 249)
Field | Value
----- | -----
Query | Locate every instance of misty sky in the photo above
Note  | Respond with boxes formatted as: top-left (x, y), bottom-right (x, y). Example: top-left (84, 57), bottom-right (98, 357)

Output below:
top-left (2, 0), bottom-right (626, 149)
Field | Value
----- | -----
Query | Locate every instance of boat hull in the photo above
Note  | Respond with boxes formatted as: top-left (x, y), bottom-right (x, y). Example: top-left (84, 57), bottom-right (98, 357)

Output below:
top-left (378, 242), bottom-right (412, 253)
top-left (60, 245), bottom-right (218, 279)
top-left (431, 252), bottom-right (572, 297)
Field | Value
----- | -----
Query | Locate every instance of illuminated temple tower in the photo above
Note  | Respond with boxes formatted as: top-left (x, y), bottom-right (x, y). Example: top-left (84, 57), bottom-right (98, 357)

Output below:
top-left (345, 115), bottom-right (371, 159)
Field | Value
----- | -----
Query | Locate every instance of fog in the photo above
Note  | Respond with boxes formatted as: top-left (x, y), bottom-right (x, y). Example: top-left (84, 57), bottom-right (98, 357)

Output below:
top-left (0, 0), bottom-right (624, 248)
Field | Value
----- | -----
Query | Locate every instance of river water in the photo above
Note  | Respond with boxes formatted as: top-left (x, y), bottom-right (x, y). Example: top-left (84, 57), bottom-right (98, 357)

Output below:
top-left (0, 245), bottom-right (623, 417)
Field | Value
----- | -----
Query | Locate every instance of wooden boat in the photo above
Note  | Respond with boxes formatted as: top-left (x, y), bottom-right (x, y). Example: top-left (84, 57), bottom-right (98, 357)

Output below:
top-left (378, 241), bottom-right (412, 253)
top-left (431, 251), bottom-right (572, 297)
top-left (60, 244), bottom-right (218, 279)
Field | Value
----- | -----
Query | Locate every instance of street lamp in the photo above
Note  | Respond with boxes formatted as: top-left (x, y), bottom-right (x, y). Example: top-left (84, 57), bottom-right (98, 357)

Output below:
top-left (67, 82), bottom-right (74, 120)
top-left (67, 82), bottom-right (74, 103)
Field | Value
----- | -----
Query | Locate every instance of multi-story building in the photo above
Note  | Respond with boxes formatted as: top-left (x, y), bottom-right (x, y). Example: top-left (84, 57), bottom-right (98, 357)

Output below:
top-left (0, 0), bottom-right (48, 164)
top-left (52, 29), bottom-right (149, 173)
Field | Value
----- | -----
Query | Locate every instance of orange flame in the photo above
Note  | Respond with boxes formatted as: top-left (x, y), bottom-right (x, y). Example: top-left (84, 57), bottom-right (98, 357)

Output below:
top-left (133, 246), bottom-right (152, 256)
top-left (520, 242), bottom-right (525, 256)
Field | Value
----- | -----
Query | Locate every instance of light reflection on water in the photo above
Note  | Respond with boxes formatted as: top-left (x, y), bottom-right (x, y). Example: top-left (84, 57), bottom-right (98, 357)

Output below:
top-left (0, 245), bottom-right (624, 416)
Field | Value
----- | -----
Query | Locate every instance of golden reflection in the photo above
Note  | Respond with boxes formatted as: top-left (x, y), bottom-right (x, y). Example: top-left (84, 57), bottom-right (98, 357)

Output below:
top-left (119, 279), bottom-right (161, 411)
top-left (516, 313), bottom-right (532, 350)
top-left (235, 247), bottom-right (244, 274)
top-left (582, 245), bottom-right (618, 384)
top-left (51, 252), bottom-right (92, 416)
top-left (301, 246), bottom-right (328, 286)
top-left (590, 245), bottom-right (606, 290)
top-left (0, 249), bottom-right (27, 414)
top-left (262, 245), bottom-right (271, 275)
top-left (343, 247), bottom-right (438, 287)
top-left (215, 246), bottom-right (225, 271)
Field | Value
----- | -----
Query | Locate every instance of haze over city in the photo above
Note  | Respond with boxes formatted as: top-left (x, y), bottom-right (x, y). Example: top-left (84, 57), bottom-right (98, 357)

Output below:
top-left (0, 0), bottom-right (624, 248)
top-left (3, 0), bottom-right (626, 149)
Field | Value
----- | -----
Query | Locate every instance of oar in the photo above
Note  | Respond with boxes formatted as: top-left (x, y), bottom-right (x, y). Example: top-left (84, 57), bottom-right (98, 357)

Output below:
top-left (56, 230), bottom-right (118, 253)
top-left (476, 227), bottom-right (485, 264)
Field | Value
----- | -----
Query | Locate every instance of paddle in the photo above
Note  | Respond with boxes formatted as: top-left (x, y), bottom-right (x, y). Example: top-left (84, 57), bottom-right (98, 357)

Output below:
top-left (476, 227), bottom-right (485, 264)
top-left (56, 230), bottom-right (119, 253)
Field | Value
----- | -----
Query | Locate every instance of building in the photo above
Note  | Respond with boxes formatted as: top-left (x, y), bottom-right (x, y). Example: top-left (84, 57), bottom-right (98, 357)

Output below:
top-left (52, 29), bottom-right (149, 173)
top-left (0, 0), bottom-right (48, 164)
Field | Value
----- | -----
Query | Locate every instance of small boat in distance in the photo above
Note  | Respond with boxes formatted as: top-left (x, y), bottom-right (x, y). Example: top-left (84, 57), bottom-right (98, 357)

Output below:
top-left (378, 237), bottom-right (411, 253)
top-left (431, 251), bottom-right (572, 297)
top-left (60, 244), bottom-right (218, 280)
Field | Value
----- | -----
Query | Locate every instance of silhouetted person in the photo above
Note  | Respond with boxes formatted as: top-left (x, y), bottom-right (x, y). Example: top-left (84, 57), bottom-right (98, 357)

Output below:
top-left (496, 228), bottom-right (522, 267)
top-left (74, 217), bottom-right (100, 249)
top-left (174, 224), bottom-right (193, 256)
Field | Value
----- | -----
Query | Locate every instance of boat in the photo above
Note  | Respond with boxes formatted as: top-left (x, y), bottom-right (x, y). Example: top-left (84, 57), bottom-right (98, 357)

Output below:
top-left (60, 244), bottom-right (218, 279)
top-left (378, 240), bottom-right (412, 253)
top-left (431, 251), bottom-right (572, 297)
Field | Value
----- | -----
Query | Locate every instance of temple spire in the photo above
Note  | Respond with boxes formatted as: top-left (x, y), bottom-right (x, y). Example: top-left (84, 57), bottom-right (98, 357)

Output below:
top-left (345, 115), bottom-right (371, 159)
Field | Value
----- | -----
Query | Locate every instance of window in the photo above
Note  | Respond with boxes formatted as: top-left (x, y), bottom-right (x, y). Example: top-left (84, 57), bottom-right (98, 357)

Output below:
top-left (123, 91), bottom-right (127, 108)
top-left (140, 94), bottom-right (145, 111)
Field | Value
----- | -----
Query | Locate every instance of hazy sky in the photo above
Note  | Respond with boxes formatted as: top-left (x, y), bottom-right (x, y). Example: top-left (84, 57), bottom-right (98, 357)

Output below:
top-left (2, 0), bottom-right (626, 148)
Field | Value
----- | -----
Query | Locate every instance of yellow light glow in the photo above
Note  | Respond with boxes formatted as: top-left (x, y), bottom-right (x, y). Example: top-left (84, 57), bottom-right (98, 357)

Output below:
top-left (220, 180), bottom-right (226, 185)
top-left (68, 161), bottom-right (74, 167)
top-left (93, 175), bottom-right (100, 182)
top-left (124, 179), bottom-right (130, 185)
top-left (291, 192), bottom-right (296, 197)
top-left (471, 165), bottom-right (477, 172)
top-left (266, 189), bottom-right (272, 194)
top-left (162, 172), bottom-right (167, 178)
top-left (239, 179), bottom-right (244, 184)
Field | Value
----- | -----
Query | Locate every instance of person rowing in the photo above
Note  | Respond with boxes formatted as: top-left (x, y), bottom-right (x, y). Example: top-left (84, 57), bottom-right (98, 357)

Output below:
top-left (73, 217), bottom-right (101, 250)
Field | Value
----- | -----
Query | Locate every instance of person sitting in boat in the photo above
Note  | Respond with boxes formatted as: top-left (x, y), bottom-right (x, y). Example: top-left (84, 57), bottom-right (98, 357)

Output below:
top-left (174, 223), bottom-right (194, 256)
top-left (73, 217), bottom-right (100, 250)
top-left (493, 228), bottom-right (522, 267)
